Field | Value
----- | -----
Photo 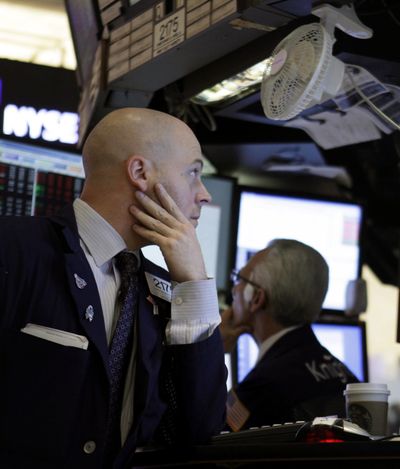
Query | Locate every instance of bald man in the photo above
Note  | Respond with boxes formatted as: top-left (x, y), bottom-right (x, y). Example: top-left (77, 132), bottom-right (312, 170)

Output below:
top-left (0, 108), bottom-right (227, 469)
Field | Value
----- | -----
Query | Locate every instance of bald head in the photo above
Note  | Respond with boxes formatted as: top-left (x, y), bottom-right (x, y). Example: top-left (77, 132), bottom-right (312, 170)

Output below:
top-left (82, 107), bottom-right (194, 179)
top-left (78, 107), bottom-right (207, 243)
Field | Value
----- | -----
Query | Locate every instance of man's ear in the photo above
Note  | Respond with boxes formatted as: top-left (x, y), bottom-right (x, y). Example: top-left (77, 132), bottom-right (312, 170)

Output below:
top-left (249, 288), bottom-right (266, 312)
top-left (126, 155), bottom-right (149, 191)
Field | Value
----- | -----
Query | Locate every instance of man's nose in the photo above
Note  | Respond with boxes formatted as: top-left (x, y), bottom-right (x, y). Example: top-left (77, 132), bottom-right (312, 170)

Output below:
top-left (198, 182), bottom-right (212, 205)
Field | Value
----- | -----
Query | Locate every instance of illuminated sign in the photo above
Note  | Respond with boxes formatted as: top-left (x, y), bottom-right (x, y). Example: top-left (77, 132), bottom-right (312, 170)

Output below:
top-left (3, 104), bottom-right (79, 145)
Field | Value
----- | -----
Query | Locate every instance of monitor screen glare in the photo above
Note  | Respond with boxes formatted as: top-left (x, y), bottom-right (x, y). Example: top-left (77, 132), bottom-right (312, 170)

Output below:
top-left (235, 191), bottom-right (363, 312)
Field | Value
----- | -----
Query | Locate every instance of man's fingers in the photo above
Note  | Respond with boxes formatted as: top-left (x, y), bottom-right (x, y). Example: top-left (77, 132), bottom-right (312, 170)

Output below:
top-left (131, 223), bottom-right (167, 245)
top-left (134, 191), bottom-right (177, 227)
top-left (134, 188), bottom-right (188, 229)
top-left (130, 184), bottom-right (207, 282)
top-left (130, 205), bottom-right (172, 237)
top-left (154, 183), bottom-right (187, 223)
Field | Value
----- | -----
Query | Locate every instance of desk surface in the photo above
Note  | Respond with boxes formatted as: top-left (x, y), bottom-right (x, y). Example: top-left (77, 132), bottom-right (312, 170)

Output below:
top-left (132, 441), bottom-right (400, 468)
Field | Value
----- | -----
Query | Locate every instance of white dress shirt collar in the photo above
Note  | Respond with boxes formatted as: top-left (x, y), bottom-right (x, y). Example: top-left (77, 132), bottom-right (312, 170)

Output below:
top-left (73, 198), bottom-right (127, 266)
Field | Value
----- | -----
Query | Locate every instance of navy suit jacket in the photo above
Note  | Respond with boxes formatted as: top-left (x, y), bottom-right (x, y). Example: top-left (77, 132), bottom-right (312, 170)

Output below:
top-left (0, 205), bottom-right (227, 469)
top-left (231, 325), bottom-right (359, 430)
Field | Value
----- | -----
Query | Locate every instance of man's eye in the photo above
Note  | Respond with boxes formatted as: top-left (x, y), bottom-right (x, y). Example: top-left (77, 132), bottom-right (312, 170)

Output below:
top-left (190, 168), bottom-right (201, 177)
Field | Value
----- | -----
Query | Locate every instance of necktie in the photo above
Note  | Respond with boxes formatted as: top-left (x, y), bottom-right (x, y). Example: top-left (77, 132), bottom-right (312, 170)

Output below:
top-left (104, 251), bottom-right (139, 463)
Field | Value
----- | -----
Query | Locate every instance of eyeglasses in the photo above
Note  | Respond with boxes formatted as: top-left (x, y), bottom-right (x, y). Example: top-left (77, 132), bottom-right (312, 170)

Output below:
top-left (230, 269), bottom-right (263, 290)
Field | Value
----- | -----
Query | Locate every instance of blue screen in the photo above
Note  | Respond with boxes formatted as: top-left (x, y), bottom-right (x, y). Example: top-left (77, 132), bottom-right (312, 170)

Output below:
top-left (236, 322), bottom-right (367, 385)
top-left (311, 322), bottom-right (367, 381)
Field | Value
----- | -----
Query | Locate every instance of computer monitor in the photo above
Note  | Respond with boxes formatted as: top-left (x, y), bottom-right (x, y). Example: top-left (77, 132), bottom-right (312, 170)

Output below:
top-left (0, 138), bottom-right (84, 178)
top-left (0, 138), bottom-right (85, 216)
top-left (234, 188), bottom-right (364, 314)
top-left (235, 320), bottom-right (368, 387)
top-left (311, 321), bottom-right (368, 382)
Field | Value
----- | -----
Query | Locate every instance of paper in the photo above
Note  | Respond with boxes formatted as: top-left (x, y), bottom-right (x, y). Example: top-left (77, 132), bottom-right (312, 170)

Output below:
top-left (21, 323), bottom-right (89, 350)
top-left (284, 64), bottom-right (399, 149)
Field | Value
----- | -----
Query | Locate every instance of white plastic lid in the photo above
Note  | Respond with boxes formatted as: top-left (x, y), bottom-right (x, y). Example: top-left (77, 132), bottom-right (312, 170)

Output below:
top-left (344, 382), bottom-right (390, 396)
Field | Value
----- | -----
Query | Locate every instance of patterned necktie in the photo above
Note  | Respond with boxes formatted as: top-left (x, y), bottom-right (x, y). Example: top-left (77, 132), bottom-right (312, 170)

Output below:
top-left (104, 251), bottom-right (139, 462)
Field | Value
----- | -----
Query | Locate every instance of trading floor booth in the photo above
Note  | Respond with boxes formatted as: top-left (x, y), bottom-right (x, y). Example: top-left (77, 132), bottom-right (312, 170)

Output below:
top-left (2, 2), bottom-right (400, 461)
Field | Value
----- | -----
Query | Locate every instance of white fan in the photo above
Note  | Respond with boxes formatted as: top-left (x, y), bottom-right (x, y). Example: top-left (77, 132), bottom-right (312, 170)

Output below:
top-left (261, 3), bottom-right (373, 121)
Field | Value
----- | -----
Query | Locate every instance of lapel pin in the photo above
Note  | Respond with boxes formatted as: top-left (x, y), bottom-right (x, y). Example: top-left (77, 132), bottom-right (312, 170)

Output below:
top-left (74, 273), bottom-right (87, 289)
top-left (85, 305), bottom-right (94, 322)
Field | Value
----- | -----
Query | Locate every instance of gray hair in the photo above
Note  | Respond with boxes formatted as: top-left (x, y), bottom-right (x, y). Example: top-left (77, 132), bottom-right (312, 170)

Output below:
top-left (251, 239), bottom-right (329, 326)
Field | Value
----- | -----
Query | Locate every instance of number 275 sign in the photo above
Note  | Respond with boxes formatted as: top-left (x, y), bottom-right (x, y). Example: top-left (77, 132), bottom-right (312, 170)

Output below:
top-left (153, 8), bottom-right (185, 57)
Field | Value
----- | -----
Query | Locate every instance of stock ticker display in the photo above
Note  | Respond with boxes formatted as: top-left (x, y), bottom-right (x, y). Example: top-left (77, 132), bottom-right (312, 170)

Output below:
top-left (0, 162), bottom-right (35, 216)
top-left (0, 161), bottom-right (84, 217)
top-left (35, 170), bottom-right (84, 216)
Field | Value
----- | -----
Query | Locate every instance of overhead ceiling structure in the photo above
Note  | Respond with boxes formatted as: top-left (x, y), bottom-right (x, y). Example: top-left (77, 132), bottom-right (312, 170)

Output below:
top-left (67, 0), bottom-right (400, 285)
top-left (0, 0), bottom-right (399, 286)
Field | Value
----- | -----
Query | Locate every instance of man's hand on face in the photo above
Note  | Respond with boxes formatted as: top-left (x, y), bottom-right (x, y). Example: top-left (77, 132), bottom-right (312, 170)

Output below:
top-left (130, 183), bottom-right (207, 283)
top-left (219, 307), bottom-right (252, 354)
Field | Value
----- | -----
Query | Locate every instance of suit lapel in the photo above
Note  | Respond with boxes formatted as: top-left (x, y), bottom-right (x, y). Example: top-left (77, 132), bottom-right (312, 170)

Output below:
top-left (64, 245), bottom-right (110, 379)
top-left (51, 205), bottom-right (110, 380)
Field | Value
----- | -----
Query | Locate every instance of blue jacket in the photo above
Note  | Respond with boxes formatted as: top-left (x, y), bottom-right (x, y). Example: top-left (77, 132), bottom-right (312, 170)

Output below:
top-left (0, 204), bottom-right (227, 468)
top-left (230, 325), bottom-right (359, 430)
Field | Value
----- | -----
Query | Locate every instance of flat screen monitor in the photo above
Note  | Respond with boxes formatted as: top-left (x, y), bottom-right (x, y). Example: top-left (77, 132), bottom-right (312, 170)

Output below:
top-left (236, 321), bottom-right (368, 387)
top-left (234, 188), bottom-right (363, 313)
top-left (0, 138), bottom-right (84, 178)
top-left (142, 175), bottom-right (236, 292)
top-left (0, 138), bottom-right (85, 216)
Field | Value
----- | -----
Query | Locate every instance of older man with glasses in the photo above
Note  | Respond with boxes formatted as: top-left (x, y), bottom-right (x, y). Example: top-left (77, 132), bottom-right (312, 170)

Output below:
top-left (220, 238), bottom-right (359, 432)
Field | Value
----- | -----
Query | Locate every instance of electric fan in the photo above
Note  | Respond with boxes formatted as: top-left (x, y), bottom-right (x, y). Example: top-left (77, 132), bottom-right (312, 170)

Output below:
top-left (261, 3), bottom-right (373, 121)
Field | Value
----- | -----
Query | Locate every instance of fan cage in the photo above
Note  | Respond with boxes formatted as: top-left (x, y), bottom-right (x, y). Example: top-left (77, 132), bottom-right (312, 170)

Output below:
top-left (262, 23), bottom-right (334, 120)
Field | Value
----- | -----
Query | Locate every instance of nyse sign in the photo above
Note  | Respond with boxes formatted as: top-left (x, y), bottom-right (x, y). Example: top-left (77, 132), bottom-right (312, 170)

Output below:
top-left (3, 104), bottom-right (79, 145)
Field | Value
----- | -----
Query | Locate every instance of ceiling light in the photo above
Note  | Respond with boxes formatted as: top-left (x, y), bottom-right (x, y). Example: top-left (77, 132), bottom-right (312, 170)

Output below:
top-left (0, 1), bottom-right (76, 69)
top-left (190, 57), bottom-right (273, 106)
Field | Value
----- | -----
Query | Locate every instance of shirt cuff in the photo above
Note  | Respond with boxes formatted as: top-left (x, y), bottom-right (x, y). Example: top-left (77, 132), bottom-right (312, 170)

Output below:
top-left (166, 278), bottom-right (221, 344)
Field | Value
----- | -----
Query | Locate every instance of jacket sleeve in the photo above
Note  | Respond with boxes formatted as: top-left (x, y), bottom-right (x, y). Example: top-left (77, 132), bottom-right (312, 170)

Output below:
top-left (157, 328), bottom-right (227, 445)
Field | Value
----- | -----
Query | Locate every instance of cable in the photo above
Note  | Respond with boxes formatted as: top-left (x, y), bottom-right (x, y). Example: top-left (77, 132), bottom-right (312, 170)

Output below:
top-left (346, 66), bottom-right (400, 131)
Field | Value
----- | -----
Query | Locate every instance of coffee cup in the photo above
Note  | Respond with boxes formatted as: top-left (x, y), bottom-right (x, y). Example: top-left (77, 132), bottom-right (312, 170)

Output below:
top-left (344, 383), bottom-right (390, 437)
